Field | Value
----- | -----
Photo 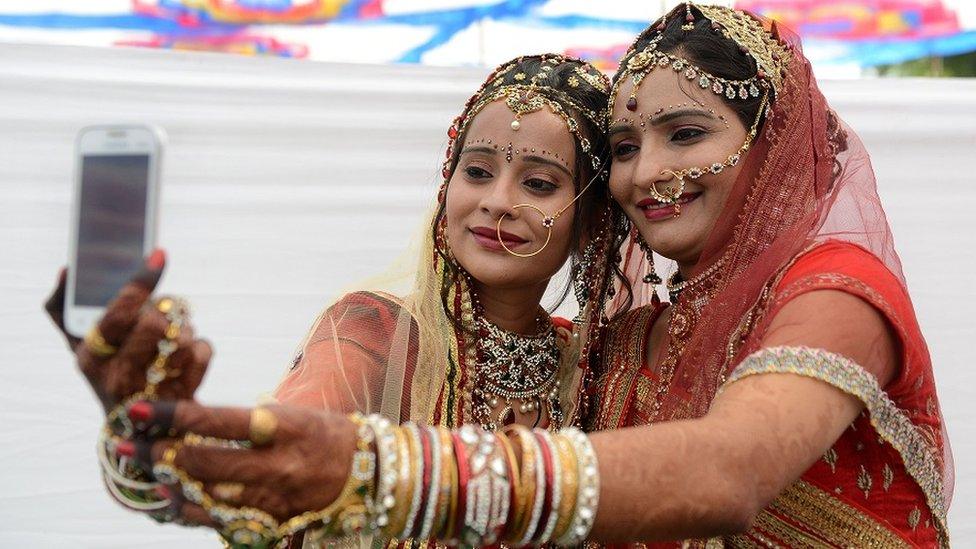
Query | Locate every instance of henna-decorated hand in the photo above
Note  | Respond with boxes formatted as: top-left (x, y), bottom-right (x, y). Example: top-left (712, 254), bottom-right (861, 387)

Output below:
top-left (124, 400), bottom-right (358, 527)
top-left (43, 251), bottom-right (211, 413)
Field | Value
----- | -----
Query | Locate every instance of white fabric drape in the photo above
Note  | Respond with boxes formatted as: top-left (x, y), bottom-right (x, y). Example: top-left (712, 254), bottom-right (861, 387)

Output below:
top-left (1, 43), bottom-right (974, 546)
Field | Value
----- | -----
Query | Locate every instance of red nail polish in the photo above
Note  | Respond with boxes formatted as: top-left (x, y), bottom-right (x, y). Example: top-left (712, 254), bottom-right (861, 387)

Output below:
top-left (155, 485), bottom-right (171, 499)
top-left (146, 249), bottom-right (166, 270)
top-left (128, 401), bottom-right (154, 423)
top-left (115, 440), bottom-right (135, 458)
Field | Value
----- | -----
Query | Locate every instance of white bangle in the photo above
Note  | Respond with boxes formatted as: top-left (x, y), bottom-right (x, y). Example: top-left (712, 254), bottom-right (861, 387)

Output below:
top-left (559, 427), bottom-right (599, 545)
top-left (399, 423), bottom-right (425, 539)
top-left (365, 414), bottom-right (398, 532)
top-left (417, 425), bottom-right (441, 540)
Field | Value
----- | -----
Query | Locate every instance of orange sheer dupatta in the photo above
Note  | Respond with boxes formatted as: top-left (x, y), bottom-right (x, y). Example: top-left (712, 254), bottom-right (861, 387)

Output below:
top-left (274, 291), bottom-right (418, 421)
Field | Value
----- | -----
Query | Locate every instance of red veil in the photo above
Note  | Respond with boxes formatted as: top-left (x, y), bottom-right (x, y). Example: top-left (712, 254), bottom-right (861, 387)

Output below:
top-left (600, 6), bottom-right (952, 546)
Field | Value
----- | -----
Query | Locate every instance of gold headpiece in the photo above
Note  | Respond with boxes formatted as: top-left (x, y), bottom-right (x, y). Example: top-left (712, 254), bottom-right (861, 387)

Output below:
top-left (610, 2), bottom-right (791, 116)
top-left (696, 4), bottom-right (791, 97)
top-left (442, 54), bottom-right (609, 181)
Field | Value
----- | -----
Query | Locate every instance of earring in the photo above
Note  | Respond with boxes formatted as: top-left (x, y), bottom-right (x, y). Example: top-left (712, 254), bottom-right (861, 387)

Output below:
top-left (573, 241), bottom-right (596, 310)
top-left (634, 231), bottom-right (662, 286)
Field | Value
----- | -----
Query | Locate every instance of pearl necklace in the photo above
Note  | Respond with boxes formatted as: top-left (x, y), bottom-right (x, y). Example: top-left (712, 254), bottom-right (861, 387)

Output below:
top-left (666, 258), bottom-right (726, 304)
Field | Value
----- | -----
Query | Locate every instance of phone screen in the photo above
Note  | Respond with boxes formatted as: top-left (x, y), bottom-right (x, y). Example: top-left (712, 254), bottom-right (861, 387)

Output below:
top-left (75, 154), bottom-right (150, 307)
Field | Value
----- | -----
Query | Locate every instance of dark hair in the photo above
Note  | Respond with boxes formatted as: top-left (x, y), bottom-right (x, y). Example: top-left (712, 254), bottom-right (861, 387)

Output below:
top-left (432, 55), bottom-right (631, 325)
top-left (616, 5), bottom-right (768, 130)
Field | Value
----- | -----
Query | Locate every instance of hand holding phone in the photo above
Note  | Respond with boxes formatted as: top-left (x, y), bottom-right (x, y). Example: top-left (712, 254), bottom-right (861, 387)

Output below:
top-left (44, 125), bottom-right (212, 413)
top-left (64, 125), bottom-right (164, 338)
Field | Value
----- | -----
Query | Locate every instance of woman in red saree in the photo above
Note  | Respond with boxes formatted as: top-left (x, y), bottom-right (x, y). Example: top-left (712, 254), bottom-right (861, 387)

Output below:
top-left (589, 3), bottom-right (952, 545)
top-left (99, 4), bottom-right (951, 548)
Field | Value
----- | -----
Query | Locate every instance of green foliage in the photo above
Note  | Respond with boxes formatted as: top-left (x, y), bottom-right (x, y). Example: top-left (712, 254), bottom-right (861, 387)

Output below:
top-left (876, 51), bottom-right (976, 77)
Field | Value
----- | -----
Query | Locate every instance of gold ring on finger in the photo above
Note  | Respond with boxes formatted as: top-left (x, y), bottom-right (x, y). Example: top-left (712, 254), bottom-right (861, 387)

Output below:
top-left (155, 296), bottom-right (191, 318)
top-left (84, 326), bottom-right (118, 358)
top-left (249, 407), bottom-right (278, 446)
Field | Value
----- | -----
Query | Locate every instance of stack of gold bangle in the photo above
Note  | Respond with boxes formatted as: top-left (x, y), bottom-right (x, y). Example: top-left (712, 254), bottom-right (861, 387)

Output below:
top-left (317, 418), bottom-right (600, 547)
top-left (130, 411), bottom-right (601, 549)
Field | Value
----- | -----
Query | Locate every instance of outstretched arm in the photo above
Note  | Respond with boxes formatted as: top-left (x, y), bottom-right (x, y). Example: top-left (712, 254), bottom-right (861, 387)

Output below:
top-left (123, 290), bottom-right (896, 544)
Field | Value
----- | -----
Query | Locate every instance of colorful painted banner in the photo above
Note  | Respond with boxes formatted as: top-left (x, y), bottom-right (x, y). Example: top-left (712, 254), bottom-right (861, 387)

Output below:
top-left (736, 0), bottom-right (961, 40)
top-left (0, 1), bottom-right (973, 69)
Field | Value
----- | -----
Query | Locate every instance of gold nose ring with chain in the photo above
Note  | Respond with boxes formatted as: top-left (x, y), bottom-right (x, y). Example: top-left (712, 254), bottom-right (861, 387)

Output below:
top-left (495, 163), bottom-right (606, 258)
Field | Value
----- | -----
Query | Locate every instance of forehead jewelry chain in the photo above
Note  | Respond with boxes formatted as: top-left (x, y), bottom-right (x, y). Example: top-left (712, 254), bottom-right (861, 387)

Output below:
top-left (495, 158), bottom-right (608, 258)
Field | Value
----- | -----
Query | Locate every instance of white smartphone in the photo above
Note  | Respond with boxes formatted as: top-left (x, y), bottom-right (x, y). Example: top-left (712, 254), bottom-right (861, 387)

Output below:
top-left (64, 125), bottom-right (165, 338)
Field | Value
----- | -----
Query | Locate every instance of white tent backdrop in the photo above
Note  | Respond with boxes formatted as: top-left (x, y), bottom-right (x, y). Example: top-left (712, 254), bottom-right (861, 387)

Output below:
top-left (1, 43), bottom-right (974, 546)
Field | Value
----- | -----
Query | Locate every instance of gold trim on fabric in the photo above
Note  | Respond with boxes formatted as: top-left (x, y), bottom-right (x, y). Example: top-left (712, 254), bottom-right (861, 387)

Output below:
top-left (721, 346), bottom-right (949, 547)
top-left (590, 305), bottom-right (659, 430)
top-left (729, 480), bottom-right (912, 548)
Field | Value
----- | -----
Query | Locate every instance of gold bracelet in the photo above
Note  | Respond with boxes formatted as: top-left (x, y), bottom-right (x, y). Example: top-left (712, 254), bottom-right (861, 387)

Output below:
top-left (382, 426), bottom-right (415, 539)
top-left (434, 426), bottom-right (455, 539)
top-left (551, 432), bottom-right (579, 542)
top-left (502, 425), bottom-right (538, 544)
top-left (495, 431), bottom-right (521, 542)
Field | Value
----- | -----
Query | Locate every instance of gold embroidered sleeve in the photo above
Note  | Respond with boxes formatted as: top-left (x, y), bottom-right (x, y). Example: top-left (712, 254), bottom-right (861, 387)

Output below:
top-left (719, 346), bottom-right (949, 546)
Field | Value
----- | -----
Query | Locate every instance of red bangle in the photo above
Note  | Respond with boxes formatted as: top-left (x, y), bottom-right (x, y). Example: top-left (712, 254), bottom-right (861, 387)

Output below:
top-left (532, 431), bottom-right (555, 544)
top-left (451, 431), bottom-right (469, 543)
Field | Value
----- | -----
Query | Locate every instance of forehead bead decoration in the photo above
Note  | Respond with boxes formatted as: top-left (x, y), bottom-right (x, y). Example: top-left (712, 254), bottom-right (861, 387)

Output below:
top-left (682, 1), bottom-right (695, 31)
